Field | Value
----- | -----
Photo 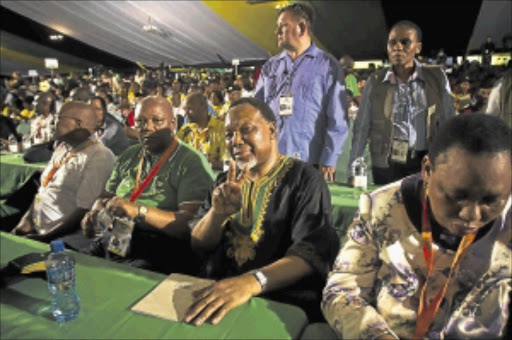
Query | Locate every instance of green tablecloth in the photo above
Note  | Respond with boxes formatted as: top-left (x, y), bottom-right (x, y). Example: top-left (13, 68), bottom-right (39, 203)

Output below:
top-left (0, 232), bottom-right (308, 339)
top-left (0, 154), bottom-right (46, 198)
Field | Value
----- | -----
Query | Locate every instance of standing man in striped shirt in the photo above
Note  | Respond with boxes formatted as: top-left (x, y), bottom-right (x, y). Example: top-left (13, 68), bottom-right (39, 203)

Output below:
top-left (349, 21), bottom-right (454, 185)
top-left (255, 3), bottom-right (349, 183)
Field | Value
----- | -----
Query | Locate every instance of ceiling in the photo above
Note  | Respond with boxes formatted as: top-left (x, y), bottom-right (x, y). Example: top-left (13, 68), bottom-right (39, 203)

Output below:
top-left (1, 0), bottom-right (509, 76)
top-left (1, 30), bottom-right (95, 75)
top-left (468, 0), bottom-right (512, 52)
top-left (1, 1), bottom-right (269, 68)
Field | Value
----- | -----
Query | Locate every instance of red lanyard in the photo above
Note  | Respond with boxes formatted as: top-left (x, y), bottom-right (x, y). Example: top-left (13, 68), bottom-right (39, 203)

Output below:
top-left (414, 198), bottom-right (475, 339)
top-left (42, 140), bottom-right (95, 187)
top-left (129, 137), bottom-right (178, 203)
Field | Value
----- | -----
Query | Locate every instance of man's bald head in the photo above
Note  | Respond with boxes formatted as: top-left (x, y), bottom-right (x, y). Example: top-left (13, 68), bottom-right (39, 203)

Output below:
top-left (56, 102), bottom-right (98, 139)
top-left (136, 96), bottom-right (176, 153)
top-left (184, 93), bottom-right (208, 125)
top-left (138, 96), bottom-right (174, 121)
top-left (186, 93), bottom-right (208, 111)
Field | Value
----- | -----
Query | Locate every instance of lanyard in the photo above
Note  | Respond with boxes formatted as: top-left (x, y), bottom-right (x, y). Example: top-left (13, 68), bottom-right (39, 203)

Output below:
top-left (129, 137), bottom-right (178, 203)
top-left (42, 140), bottom-right (96, 187)
top-left (414, 198), bottom-right (475, 339)
top-left (267, 54), bottom-right (308, 103)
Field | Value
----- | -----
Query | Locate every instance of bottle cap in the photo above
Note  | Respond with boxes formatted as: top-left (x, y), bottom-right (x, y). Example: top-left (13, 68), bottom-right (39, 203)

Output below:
top-left (50, 240), bottom-right (65, 252)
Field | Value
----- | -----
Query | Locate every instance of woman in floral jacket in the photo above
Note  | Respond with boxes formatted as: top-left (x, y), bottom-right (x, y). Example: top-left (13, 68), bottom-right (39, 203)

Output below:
top-left (322, 114), bottom-right (511, 339)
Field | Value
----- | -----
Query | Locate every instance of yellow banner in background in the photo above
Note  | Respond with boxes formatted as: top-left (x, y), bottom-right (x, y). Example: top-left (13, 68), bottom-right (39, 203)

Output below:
top-left (203, 0), bottom-right (328, 58)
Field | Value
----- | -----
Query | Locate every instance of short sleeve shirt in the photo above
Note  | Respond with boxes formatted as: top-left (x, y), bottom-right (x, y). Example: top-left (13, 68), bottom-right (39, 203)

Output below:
top-left (33, 140), bottom-right (115, 234)
top-left (105, 141), bottom-right (214, 210)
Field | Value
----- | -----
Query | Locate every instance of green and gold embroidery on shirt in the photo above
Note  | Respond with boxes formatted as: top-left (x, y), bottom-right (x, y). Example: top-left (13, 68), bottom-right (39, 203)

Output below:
top-left (226, 155), bottom-right (294, 267)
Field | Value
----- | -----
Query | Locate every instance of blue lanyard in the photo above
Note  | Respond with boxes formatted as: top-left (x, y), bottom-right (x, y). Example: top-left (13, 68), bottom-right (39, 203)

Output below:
top-left (267, 55), bottom-right (308, 102)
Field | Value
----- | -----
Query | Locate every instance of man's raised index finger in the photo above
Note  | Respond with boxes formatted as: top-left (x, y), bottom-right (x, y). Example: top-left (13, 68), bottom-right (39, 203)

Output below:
top-left (227, 160), bottom-right (236, 183)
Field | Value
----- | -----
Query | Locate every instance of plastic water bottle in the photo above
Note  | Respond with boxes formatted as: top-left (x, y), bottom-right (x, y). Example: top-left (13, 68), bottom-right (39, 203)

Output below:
top-left (352, 157), bottom-right (368, 198)
top-left (46, 240), bottom-right (80, 322)
top-left (8, 135), bottom-right (18, 153)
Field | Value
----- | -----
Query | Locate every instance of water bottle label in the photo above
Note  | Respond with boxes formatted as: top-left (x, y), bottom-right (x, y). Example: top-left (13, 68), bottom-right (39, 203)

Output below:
top-left (391, 139), bottom-right (408, 163)
top-left (354, 175), bottom-right (367, 190)
top-left (47, 264), bottom-right (75, 283)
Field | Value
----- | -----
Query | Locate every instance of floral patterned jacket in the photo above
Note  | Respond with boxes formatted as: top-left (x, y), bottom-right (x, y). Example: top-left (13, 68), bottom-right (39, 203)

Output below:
top-left (322, 179), bottom-right (511, 339)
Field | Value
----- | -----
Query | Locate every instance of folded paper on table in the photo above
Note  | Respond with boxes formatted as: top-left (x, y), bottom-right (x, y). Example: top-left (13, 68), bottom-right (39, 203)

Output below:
top-left (131, 273), bottom-right (214, 322)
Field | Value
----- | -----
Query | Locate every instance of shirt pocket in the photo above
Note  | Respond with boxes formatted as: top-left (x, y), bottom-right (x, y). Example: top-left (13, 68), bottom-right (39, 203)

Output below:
top-left (300, 72), bottom-right (324, 101)
top-left (297, 73), bottom-right (324, 129)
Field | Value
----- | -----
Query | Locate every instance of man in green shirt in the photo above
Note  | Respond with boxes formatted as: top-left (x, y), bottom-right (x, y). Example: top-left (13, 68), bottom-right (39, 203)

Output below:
top-left (340, 55), bottom-right (360, 102)
top-left (81, 96), bottom-right (214, 274)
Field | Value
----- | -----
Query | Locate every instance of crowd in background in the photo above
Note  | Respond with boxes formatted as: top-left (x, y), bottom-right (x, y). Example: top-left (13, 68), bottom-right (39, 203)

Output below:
top-left (2, 55), bottom-right (510, 154)
top-left (1, 68), bottom-right (255, 146)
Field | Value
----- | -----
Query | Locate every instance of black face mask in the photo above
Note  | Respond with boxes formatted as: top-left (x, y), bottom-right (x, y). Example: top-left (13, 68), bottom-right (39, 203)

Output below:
top-left (56, 128), bottom-right (92, 145)
top-left (141, 128), bottom-right (173, 153)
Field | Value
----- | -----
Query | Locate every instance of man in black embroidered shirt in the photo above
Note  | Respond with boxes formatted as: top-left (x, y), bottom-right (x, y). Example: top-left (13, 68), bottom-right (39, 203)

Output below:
top-left (185, 98), bottom-right (339, 325)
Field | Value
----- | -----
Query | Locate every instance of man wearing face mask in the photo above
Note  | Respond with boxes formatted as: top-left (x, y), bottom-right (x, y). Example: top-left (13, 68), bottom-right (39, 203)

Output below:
top-left (349, 20), bottom-right (454, 185)
top-left (81, 96), bottom-right (213, 274)
top-left (12, 102), bottom-right (115, 241)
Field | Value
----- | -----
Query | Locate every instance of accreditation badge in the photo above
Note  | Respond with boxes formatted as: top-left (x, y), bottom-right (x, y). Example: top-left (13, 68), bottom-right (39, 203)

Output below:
top-left (391, 139), bottom-right (408, 163)
top-left (107, 217), bottom-right (135, 257)
top-left (279, 94), bottom-right (293, 116)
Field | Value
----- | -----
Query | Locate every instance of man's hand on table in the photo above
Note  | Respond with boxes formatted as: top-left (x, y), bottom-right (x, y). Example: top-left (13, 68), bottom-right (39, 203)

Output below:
top-left (184, 274), bottom-right (261, 326)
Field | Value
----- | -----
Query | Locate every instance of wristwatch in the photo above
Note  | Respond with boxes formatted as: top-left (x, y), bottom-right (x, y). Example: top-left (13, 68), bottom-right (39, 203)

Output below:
top-left (136, 205), bottom-right (148, 222)
top-left (252, 270), bottom-right (268, 293)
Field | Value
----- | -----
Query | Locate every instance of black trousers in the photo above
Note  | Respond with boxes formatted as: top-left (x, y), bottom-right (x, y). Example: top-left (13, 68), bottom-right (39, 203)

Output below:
top-left (372, 150), bottom-right (427, 185)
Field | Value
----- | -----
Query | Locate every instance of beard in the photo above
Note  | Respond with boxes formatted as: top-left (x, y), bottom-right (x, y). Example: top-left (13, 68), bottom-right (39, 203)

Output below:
top-left (278, 39), bottom-right (294, 51)
top-left (235, 157), bottom-right (257, 172)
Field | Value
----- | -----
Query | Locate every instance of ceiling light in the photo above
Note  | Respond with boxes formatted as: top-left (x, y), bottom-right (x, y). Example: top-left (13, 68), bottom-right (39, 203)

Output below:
top-left (143, 17), bottom-right (158, 32)
top-left (49, 34), bottom-right (63, 40)
top-left (142, 16), bottom-right (173, 39)
top-left (143, 24), bottom-right (157, 32)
